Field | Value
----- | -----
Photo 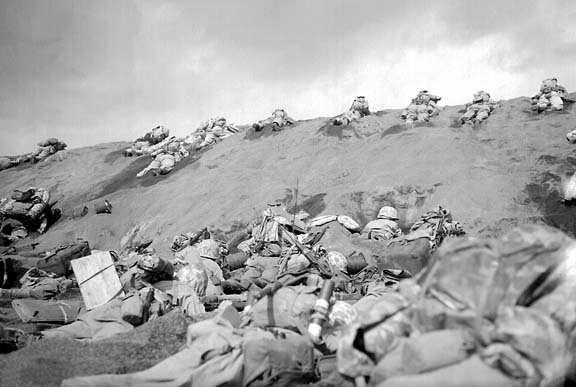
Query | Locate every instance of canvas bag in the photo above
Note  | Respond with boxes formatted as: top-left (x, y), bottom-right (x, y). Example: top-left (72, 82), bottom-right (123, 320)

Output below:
top-left (243, 329), bottom-right (316, 387)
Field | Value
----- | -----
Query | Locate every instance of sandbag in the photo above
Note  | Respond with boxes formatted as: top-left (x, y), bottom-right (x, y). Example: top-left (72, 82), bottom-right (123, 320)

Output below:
top-left (36, 240), bottom-right (91, 276)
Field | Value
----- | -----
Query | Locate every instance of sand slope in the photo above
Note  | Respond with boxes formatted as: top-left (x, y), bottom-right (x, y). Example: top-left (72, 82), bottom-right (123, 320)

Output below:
top-left (2, 96), bottom-right (576, 386)
top-left (1, 97), bottom-right (576, 257)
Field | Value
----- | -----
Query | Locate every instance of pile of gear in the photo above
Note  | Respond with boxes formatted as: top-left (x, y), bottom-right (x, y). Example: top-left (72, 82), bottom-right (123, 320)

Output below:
top-left (252, 109), bottom-right (296, 131)
top-left (401, 90), bottom-right (441, 124)
top-left (0, 138), bottom-right (67, 172)
top-left (3, 195), bottom-right (576, 386)
top-left (333, 96), bottom-right (371, 126)
top-left (459, 91), bottom-right (499, 125)
top-left (0, 202), bottom-right (463, 346)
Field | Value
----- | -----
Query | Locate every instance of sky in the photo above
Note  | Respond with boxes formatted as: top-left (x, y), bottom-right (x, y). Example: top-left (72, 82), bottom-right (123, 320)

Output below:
top-left (1, 0), bottom-right (575, 154)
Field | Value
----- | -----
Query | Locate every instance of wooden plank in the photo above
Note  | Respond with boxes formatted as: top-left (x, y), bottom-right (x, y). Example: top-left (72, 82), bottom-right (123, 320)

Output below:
top-left (71, 251), bottom-right (123, 310)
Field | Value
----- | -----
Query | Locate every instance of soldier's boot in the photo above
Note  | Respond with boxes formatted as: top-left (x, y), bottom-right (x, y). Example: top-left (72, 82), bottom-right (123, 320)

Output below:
top-left (37, 217), bottom-right (48, 234)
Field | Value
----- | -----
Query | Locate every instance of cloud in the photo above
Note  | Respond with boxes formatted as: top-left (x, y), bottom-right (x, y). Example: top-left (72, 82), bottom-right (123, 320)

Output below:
top-left (0, 0), bottom-right (575, 154)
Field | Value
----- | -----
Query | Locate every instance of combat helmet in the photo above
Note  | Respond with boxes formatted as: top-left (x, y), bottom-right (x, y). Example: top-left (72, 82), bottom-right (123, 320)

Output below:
top-left (378, 206), bottom-right (399, 220)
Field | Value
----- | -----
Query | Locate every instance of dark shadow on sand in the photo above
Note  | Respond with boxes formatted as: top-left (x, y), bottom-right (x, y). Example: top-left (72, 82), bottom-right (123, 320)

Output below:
top-left (318, 122), bottom-right (362, 140)
top-left (93, 151), bottom-right (204, 200)
top-left (244, 124), bottom-right (293, 141)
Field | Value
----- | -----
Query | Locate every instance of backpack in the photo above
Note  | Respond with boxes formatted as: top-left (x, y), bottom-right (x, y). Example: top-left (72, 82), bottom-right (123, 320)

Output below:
top-left (247, 285), bottom-right (318, 332)
top-left (243, 329), bottom-right (316, 387)
top-left (540, 78), bottom-right (557, 93)
top-left (473, 91), bottom-right (490, 103)
top-left (11, 189), bottom-right (35, 203)
top-left (37, 138), bottom-right (60, 147)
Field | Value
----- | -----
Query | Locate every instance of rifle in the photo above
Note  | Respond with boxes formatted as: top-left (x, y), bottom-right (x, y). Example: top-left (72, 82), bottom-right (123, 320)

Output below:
top-left (278, 224), bottom-right (333, 277)
top-left (430, 208), bottom-right (448, 250)
top-left (292, 179), bottom-right (298, 228)
top-left (244, 273), bottom-right (309, 311)
top-left (201, 294), bottom-right (247, 310)
top-left (189, 227), bottom-right (209, 246)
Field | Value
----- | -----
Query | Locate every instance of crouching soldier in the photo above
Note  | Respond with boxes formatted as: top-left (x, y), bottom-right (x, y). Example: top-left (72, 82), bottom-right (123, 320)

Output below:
top-left (460, 91), bottom-right (499, 125)
top-left (531, 77), bottom-right (567, 113)
top-left (0, 187), bottom-right (60, 235)
top-left (408, 206), bottom-right (465, 249)
top-left (124, 126), bottom-right (170, 157)
top-left (136, 140), bottom-right (189, 178)
top-left (0, 156), bottom-right (24, 171)
top-left (401, 90), bottom-right (441, 124)
top-left (362, 206), bottom-right (403, 241)
top-left (193, 117), bottom-right (239, 149)
top-left (140, 125), bottom-right (170, 145)
top-left (333, 96), bottom-right (370, 126)
top-left (0, 268), bottom-right (73, 299)
top-left (253, 109), bottom-right (296, 131)
top-left (31, 138), bottom-right (67, 163)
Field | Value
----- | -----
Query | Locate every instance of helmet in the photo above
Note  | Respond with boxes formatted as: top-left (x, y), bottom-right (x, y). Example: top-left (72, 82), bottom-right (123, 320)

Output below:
top-left (327, 251), bottom-right (348, 273)
top-left (197, 239), bottom-right (221, 260)
top-left (214, 117), bottom-right (227, 126)
top-left (287, 254), bottom-right (311, 271)
top-left (378, 206), bottom-right (399, 220)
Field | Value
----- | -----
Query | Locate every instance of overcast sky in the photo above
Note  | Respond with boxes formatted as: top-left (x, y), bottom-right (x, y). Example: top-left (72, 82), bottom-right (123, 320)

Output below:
top-left (1, 0), bottom-right (575, 154)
